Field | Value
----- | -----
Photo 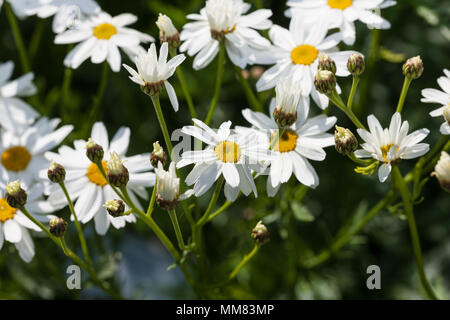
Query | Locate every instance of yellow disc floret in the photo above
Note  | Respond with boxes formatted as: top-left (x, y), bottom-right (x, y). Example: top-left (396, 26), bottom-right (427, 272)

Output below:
top-left (215, 141), bottom-right (241, 163)
top-left (272, 130), bottom-right (298, 153)
top-left (328, 0), bottom-right (353, 10)
top-left (0, 198), bottom-right (17, 222)
top-left (93, 23), bottom-right (117, 40)
top-left (86, 161), bottom-right (108, 187)
top-left (291, 45), bottom-right (319, 65)
top-left (1, 146), bottom-right (32, 172)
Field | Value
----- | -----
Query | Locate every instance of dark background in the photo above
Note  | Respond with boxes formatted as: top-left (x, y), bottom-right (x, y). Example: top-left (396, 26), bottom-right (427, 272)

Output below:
top-left (0, 0), bottom-right (449, 299)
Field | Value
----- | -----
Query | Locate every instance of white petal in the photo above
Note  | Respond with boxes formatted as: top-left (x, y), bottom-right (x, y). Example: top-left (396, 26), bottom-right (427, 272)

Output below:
top-left (378, 163), bottom-right (391, 183)
top-left (4, 219), bottom-right (22, 243)
top-left (164, 80), bottom-right (179, 112)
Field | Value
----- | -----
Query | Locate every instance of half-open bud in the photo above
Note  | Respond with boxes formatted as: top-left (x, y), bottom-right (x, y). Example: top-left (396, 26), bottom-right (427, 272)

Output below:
top-left (5, 181), bottom-right (27, 208)
top-left (156, 13), bottom-right (180, 49)
top-left (273, 79), bottom-right (300, 128)
top-left (335, 126), bottom-right (358, 156)
top-left (318, 53), bottom-right (336, 74)
top-left (104, 199), bottom-right (125, 218)
top-left (48, 161), bottom-right (66, 183)
top-left (150, 141), bottom-right (167, 168)
top-left (432, 151), bottom-right (450, 193)
top-left (251, 221), bottom-right (270, 246)
top-left (314, 70), bottom-right (336, 95)
top-left (402, 56), bottom-right (423, 80)
top-left (347, 53), bottom-right (365, 76)
top-left (107, 152), bottom-right (129, 188)
top-left (49, 217), bottom-right (68, 237)
top-left (86, 138), bottom-right (104, 163)
top-left (155, 162), bottom-right (180, 211)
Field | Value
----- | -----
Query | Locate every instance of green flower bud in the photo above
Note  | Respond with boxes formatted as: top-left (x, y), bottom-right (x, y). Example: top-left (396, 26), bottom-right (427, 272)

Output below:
top-left (49, 217), bottom-right (67, 238)
top-left (314, 70), bottom-right (336, 95)
top-left (251, 221), bottom-right (270, 246)
top-left (347, 53), bottom-right (365, 76)
top-left (318, 53), bottom-right (336, 74)
top-left (402, 56), bottom-right (423, 80)
top-left (47, 161), bottom-right (66, 183)
top-left (5, 181), bottom-right (27, 208)
top-left (104, 199), bottom-right (125, 218)
top-left (334, 126), bottom-right (358, 156)
top-left (86, 138), bottom-right (104, 163)
top-left (107, 152), bottom-right (129, 188)
top-left (150, 141), bottom-right (167, 168)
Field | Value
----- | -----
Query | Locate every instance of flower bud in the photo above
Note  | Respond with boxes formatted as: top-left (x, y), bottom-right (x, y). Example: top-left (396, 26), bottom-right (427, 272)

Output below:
top-left (443, 105), bottom-right (450, 125)
top-left (49, 217), bottom-right (67, 238)
top-left (47, 161), bottom-right (66, 183)
top-left (5, 181), bottom-right (27, 208)
top-left (156, 13), bottom-right (180, 49)
top-left (347, 53), bottom-right (365, 76)
top-left (334, 126), bottom-right (358, 156)
top-left (402, 56), bottom-right (423, 80)
top-left (86, 138), bottom-right (104, 163)
top-left (318, 53), bottom-right (336, 74)
top-left (107, 152), bottom-right (129, 188)
top-left (273, 79), bottom-right (300, 128)
top-left (104, 199), bottom-right (125, 218)
top-left (150, 141), bottom-right (167, 168)
top-left (155, 162), bottom-right (180, 211)
top-left (432, 151), bottom-right (450, 193)
top-left (314, 70), bottom-right (336, 95)
top-left (251, 221), bottom-right (270, 246)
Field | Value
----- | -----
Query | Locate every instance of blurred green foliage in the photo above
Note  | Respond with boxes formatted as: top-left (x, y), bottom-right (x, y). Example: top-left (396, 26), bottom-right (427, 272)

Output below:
top-left (0, 0), bottom-right (449, 299)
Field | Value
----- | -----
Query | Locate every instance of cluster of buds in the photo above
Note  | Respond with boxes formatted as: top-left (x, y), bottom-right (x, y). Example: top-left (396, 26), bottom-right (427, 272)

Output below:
top-left (251, 221), bottom-right (270, 246)
top-left (432, 151), bottom-right (450, 193)
top-left (156, 14), bottom-right (180, 50)
top-left (104, 199), bottom-right (125, 218)
top-left (5, 181), bottom-right (27, 208)
top-left (47, 161), bottom-right (66, 183)
top-left (150, 141), bottom-right (167, 168)
top-left (273, 79), bottom-right (300, 128)
top-left (334, 126), bottom-right (358, 156)
top-left (402, 56), bottom-right (424, 80)
top-left (347, 53), bottom-right (365, 77)
top-left (86, 138), bottom-right (104, 163)
top-left (314, 70), bottom-right (336, 95)
top-left (107, 152), bottom-right (129, 188)
top-left (318, 53), bottom-right (336, 74)
top-left (49, 217), bottom-right (67, 238)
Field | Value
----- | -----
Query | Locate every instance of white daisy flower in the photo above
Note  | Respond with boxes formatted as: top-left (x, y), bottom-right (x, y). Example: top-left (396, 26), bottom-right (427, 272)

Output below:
top-left (286, 0), bottom-right (396, 45)
top-left (44, 122), bottom-right (155, 235)
top-left (0, 117), bottom-right (73, 189)
top-left (421, 69), bottom-right (450, 135)
top-left (123, 42), bottom-right (185, 112)
top-left (355, 113), bottom-right (430, 183)
top-left (54, 11), bottom-right (154, 72)
top-left (253, 16), bottom-right (360, 109)
top-left (180, 0), bottom-right (272, 70)
top-left (0, 61), bottom-right (39, 134)
top-left (11, 0), bottom-right (101, 33)
top-left (177, 119), bottom-right (272, 202)
top-left (238, 99), bottom-right (336, 196)
top-left (0, 180), bottom-right (54, 263)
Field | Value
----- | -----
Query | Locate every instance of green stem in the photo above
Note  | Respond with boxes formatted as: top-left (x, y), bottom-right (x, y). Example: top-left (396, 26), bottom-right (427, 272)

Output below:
top-left (150, 95), bottom-right (173, 157)
top-left (59, 182), bottom-right (92, 266)
top-left (329, 90), bottom-right (366, 130)
top-left (196, 176), bottom-right (225, 227)
top-left (5, 2), bottom-right (31, 73)
top-left (170, 48), bottom-right (197, 119)
top-left (60, 67), bottom-right (73, 115)
top-left (235, 66), bottom-right (263, 112)
top-left (146, 185), bottom-right (157, 217)
top-left (86, 62), bottom-right (109, 133)
top-left (396, 77), bottom-right (412, 113)
top-left (347, 76), bottom-right (360, 111)
top-left (229, 245), bottom-right (260, 280)
top-left (348, 153), bottom-right (373, 166)
top-left (169, 210), bottom-right (187, 251)
top-left (204, 46), bottom-right (226, 126)
top-left (206, 200), bottom-right (234, 223)
top-left (28, 19), bottom-right (45, 63)
top-left (391, 166), bottom-right (438, 300)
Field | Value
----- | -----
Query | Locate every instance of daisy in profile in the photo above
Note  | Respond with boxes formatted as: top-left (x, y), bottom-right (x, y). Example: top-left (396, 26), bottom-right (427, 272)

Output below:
top-left (0, 117), bottom-right (73, 189)
top-left (421, 69), bottom-right (450, 135)
top-left (54, 11), bottom-right (154, 72)
top-left (12, 0), bottom-right (101, 33)
top-left (253, 16), bottom-right (360, 109)
top-left (177, 119), bottom-right (272, 202)
top-left (0, 61), bottom-right (39, 133)
top-left (44, 122), bottom-right (155, 235)
top-left (355, 113), bottom-right (430, 183)
top-left (123, 42), bottom-right (185, 111)
top-left (180, 0), bottom-right (272, 70)
top-left (286, 0), bottom-right (396, 45)
top-left (0, 181), bottom-right (55, 263)
top-left (239, 93), bottom-right (336, 196)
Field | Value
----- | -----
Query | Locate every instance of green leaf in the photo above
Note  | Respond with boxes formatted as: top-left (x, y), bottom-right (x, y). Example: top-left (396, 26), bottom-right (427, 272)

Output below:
top-left (291, 202), bottom-right (315, 222)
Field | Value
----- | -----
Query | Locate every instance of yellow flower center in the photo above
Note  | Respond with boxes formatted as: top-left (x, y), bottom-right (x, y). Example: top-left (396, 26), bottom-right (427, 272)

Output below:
top-left (1, 146), bottom-right (32, 172)
top-left (291, 45), bottom-right (319, 65)
top-left (215, 141), bottom-right (241, 163)
top-left (328, 0), bottom-right (353, 10)
top-left (380, 144), bottom-right (399, 163)
top-left (86, 161), bottom-right (108, 187)
top-left (272, 130), bottom-right (298, 153)
top-left (93, 23), bottom-right (117, 40)
top-left (0, 198), bottom-right (17, 223)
